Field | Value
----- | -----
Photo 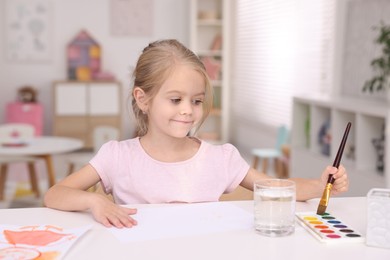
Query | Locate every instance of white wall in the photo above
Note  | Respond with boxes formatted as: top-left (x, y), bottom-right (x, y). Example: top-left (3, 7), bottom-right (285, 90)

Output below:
top-left (0, 0), bottom-right (189, 139)
top-left (230, 0), bottom-right (388, 158)
top-left (341, 0), bottom-right (390, 99)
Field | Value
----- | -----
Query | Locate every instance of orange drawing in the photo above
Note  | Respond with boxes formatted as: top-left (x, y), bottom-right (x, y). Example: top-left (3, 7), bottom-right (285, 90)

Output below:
top-left (0, 225), bottom-right (90, 260)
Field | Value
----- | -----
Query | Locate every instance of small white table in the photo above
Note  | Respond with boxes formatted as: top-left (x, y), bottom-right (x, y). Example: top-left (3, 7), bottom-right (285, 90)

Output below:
top-left (0, 197), bottom-right (388, 259)
top-left (0, 136), bottom-right (83, 187)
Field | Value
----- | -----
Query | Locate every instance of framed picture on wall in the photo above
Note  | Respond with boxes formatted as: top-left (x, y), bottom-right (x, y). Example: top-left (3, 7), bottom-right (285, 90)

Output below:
top-left (110, 0), bottom-right (154, 37)
top-left (4, 0), bottom-right (52, 62)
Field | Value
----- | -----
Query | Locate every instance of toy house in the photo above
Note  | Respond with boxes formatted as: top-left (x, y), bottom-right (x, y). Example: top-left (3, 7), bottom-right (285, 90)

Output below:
top-left (67, 30), bottom-right (101, 81)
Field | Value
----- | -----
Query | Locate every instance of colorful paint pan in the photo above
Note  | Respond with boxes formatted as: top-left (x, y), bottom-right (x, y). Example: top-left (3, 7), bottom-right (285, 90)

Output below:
top-left (295, 212), bottom-right (364, 243)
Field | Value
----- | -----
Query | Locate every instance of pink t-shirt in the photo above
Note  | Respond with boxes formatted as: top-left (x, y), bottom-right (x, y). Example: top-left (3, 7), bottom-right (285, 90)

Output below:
top-left (89, 137), bottom-right (250, 204)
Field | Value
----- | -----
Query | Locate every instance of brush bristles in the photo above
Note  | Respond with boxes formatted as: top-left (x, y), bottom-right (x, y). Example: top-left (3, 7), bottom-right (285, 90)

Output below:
top-left (316, 183), bottom-right (332, 215)
top-left (316, 205), bottom-right (327, 215)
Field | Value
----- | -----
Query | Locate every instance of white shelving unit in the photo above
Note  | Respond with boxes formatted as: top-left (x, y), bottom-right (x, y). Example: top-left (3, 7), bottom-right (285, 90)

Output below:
top-left (53, 81), bottom-right (122, 149)
top-left (190, 0), bottom-right (230, 143)
top-left (291, 94), bottom-right (390, 196)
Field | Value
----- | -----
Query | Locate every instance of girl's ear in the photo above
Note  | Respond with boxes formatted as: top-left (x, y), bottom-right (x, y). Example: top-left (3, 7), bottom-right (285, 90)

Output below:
top-left (133, 87), bottom-right (148, 112)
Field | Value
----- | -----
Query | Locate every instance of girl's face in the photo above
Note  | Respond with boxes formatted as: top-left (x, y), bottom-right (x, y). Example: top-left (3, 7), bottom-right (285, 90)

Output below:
top-left (147, 64), bottom-right (205, 139)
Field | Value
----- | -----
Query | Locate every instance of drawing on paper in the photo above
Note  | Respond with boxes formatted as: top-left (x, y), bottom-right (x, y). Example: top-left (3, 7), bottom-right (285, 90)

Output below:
top-left (0, 225), bottom-right (90, 259)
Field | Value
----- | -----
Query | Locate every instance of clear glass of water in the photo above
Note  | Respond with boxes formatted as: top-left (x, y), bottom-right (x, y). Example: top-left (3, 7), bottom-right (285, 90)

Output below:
top-left (254, 179), bottom-right (296, 237)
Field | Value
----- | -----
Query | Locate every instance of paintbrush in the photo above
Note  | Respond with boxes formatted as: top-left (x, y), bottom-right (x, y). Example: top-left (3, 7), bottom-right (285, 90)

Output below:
top-left (316, 122), bottom-right (351, 215)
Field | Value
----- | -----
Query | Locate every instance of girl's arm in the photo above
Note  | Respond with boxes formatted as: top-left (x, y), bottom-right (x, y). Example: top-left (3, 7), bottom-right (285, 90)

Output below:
top-left (44, 164), bottom-right (137, 228)
top-left (44, 164), bottom-right (101, 210)
top-left (239, 165), bottom-right (349, 201)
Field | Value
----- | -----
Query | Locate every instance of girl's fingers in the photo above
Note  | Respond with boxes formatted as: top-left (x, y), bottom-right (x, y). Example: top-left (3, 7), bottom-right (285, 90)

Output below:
top-left (108, 208), bottom-right (138, 228)
top-left (332, 177), bottom-right (349, 194)
top-left (97, 216), bottom-right (113, 228)
top-left (123, 207), bottom-right (138, 215)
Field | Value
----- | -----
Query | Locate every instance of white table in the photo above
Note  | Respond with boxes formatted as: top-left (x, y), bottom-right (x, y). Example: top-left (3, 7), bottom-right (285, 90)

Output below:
top-left (0, 197), bottom-right (388, 259)
top-left (0, 136), bottom-right (83, 187)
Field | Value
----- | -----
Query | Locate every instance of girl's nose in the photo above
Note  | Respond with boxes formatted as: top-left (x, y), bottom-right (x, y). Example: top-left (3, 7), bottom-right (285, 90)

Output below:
top-left (179, 100), bottom-right (193, 115)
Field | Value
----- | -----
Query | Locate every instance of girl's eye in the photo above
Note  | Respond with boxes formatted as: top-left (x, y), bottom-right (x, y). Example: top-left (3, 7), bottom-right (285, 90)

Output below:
top-left (192, 99), bottom-right (204, 105)
top-left (170, 98), bottom-right (181, 104)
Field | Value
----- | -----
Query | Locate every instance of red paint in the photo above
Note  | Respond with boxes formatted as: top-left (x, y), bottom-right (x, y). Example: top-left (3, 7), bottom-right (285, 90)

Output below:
top-left (326, 234), bottom-right (341, 238)
top-left (320, 229), bottom-right (334, 233)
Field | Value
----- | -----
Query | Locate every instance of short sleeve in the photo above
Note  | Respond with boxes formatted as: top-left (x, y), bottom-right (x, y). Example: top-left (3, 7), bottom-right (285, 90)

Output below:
top-left (222, 143), bottom-right (250, 193)
top-left (89, 140), bottom-right (119, 194)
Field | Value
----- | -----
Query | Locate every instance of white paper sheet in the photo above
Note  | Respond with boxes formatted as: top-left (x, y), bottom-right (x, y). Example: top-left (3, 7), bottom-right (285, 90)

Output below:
top-left (108, 202), bottom-right (254, 243)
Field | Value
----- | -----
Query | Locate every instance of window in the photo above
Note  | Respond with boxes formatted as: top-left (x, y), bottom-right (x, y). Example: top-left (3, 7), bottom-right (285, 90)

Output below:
top-left (232, 0), bottom-right (336, 127)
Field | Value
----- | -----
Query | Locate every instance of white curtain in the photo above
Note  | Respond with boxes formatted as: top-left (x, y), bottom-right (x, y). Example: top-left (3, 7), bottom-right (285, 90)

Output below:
top-left (232, 0), bottom-right (336, 127)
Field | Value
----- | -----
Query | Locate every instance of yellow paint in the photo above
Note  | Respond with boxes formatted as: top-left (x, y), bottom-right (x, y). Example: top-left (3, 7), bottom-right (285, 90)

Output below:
top-left (303, 216), bottom-right (317, 221)
top-left (309, 221), bottom-right (323, 224)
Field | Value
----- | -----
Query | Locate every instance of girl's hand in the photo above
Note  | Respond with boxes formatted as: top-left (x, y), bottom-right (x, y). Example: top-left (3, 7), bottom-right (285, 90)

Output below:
top-left (320, 165), bottom-right (349, 195)
top-left (89, 194), bottom-right (138, 228)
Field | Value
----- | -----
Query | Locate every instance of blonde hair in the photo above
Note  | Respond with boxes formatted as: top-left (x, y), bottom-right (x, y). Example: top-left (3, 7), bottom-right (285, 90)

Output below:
top-left (131, 39), bottom-right (213, 136)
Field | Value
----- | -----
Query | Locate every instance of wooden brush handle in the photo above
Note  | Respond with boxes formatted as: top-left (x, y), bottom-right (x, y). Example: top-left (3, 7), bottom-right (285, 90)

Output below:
top-left (329, 122), bottom-right (352, 184)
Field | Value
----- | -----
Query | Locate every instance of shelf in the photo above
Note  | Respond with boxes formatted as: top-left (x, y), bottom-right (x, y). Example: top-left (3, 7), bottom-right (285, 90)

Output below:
top-left (53, 81), bottom-right (121, 148)
top-left (190, 0), bottom-right (228, 143)
top-left (294, 94), bottom-right (388, 117)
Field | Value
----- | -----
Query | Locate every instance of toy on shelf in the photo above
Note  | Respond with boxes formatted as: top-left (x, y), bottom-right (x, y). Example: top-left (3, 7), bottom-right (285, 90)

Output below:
top-left (201, 56), bottom-right (221, 80)
top-left (17, 86), bottom-right (38, 103)
top-left (372, 124), bottom-right (385, 174)
top-left (201, 34), bottom-right (223, 81)
top-left (198, 10), bottom-right (219, 20)
top-left (210, 34), bottom-right (222, 51)
top-left (318, 119), bottom-right (331, 156)
top-left (67, 30), bottom-right (101, 81)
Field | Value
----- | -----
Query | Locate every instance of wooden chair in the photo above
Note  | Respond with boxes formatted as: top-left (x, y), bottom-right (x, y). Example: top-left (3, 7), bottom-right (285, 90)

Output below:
top-left (0, 123), bottom-right (40, 200)
top-left (219, 186), bottom-right (253, 201)
top-left (93, 181), bottom-right (114, 202)
top-left (251, 125), bottom-right (290, 178)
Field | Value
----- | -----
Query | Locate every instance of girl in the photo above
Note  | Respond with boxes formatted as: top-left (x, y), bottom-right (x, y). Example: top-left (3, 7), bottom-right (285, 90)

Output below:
top-left (44, 39), bottom-right (349, 228)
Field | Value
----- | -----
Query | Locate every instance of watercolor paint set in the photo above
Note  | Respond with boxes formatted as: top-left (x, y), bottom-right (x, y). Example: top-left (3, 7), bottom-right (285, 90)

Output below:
top-left (296, 212), bottom-right (364, 243)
